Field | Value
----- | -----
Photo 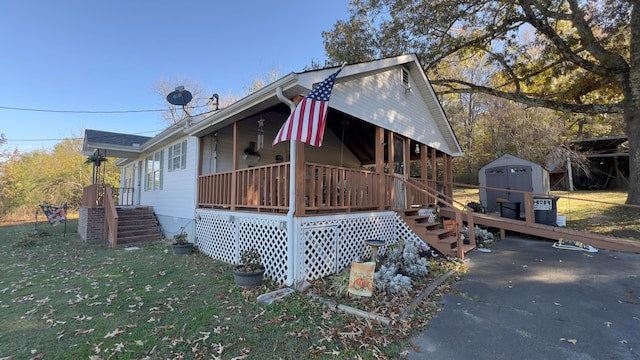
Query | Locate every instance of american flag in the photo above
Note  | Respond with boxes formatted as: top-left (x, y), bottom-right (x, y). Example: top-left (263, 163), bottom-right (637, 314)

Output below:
top-left (273, 67), bottom-right (343, 147)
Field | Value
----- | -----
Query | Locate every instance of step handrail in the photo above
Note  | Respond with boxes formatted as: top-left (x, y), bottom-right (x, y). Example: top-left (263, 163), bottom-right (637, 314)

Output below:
top-left (398, 175), bottom-right (476, 259)
top-left (104, 185), bottom-right (119, 247)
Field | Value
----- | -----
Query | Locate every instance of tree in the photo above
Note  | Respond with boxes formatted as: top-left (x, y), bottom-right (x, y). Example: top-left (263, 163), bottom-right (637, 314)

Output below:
top-left (323, 0), bottom-right (639, 205)
top-left (0, 137), bottom-right (119, 220)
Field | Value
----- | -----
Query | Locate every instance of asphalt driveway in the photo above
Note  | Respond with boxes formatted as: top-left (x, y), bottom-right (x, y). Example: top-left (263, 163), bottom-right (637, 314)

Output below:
top-left (405, 237), bottom-right (640, 360)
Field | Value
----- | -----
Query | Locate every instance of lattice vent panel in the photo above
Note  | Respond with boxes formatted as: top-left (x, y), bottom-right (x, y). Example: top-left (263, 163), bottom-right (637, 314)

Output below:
top-left (196, 210), bottom-right (425, 284)
top-left (237, 217), bottom-right (289, 284)
top-left (195, 210), bottom-right (237, 263)
top-left (195, 210), bottom-right (290, 284)
top-left (299, 213), bottom-right (399, 281)
top-left (302, 225), bottom-right (338, 280)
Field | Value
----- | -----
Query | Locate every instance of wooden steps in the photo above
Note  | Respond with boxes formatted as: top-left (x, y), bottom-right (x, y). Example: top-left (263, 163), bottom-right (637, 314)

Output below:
top-left (115, 207), bottom-right (163, 245)
top-left (397, 208), bottom-right (474, 257)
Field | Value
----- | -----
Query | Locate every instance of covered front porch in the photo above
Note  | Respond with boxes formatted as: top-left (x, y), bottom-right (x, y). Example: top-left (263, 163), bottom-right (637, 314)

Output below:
top-left (194, 109), bottom-right (455, 216)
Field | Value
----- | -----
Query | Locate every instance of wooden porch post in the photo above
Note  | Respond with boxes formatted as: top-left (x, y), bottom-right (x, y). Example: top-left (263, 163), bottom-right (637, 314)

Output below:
top-left (430, 147), bottom-right (437, 203)
top-left (388, 131), bottom-right (395, 207)
top-left (420, 144), bottom-right (429, 206)
top-left (231, 122), bottom-right (239, 211)
top-left (295, 141), bottom-right (306, 215)
top-left (420, 145), bottom-right (428, 180)
top-left (444, 154), bottom-right (453, 200)
top-left (375, 127), bottom-right (385, 210)
top-left (404, 137), bottom-right (411, 205)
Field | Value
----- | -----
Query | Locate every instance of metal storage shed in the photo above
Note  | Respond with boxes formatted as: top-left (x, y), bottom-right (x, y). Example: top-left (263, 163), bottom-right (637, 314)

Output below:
top-left (479, 154), bottom-right (551, 214)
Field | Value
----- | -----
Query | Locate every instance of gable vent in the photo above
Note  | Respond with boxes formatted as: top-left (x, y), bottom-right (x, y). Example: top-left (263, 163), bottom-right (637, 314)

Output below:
top-left (401, 67), bottom-right (411, 93)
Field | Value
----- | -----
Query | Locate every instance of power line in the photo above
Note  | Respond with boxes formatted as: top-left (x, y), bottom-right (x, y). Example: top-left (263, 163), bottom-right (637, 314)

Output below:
top-left (0, 102), bottom-right (212, 114)
top-left (6, 130), bottom-right (163, 142)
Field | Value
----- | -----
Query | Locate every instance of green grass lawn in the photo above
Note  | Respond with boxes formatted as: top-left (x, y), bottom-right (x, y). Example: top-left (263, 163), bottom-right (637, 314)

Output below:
top-left (0, 220), bottom-right (455, 360)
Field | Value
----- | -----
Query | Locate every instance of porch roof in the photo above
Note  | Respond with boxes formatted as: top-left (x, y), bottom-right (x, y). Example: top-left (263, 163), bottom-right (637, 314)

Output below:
top-left (82, 129), bottom-right (151, 158)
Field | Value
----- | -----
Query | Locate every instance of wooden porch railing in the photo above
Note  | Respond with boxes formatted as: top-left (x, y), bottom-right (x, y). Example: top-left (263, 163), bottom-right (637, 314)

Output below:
top-left (304, 162), bottom-right (393, 211)
top-left (197, 162), bottom-right (398, 213)
top-left (104, 185), bottom-right (119, 247)
top-left (81, 184), bottom-right (132, 208)
top-left (82, 184), bottom-right (104, 208)
top-left (198, 163), bottom-right (291, 211)
top-left (402, 178), bottom-right (476, 259)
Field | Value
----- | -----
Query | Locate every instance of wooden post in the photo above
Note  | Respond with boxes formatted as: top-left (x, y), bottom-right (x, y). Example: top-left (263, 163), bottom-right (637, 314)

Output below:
top-left (524, 192), bottom-right (534, 224)
top-left (375, 127), bottom-right (385, 210)
top-left (430, 147), bottom-right (437, 204)
top-left (388, 131), bottom-right (395, 207)
top-left (420, 145), bottom-right (428, 180)
top-left (295, 142), bottom-right (306, 215)
top-left (231, 122), bottom-right (239, 211)
top-left (444, 155), bottom-right (453, 200)
top-left (404, 137), bottom-right (411, 206)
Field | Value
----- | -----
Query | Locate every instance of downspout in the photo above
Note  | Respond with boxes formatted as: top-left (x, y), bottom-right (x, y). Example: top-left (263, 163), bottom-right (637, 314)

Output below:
top-left (277, 86), bottom-right (298, 286)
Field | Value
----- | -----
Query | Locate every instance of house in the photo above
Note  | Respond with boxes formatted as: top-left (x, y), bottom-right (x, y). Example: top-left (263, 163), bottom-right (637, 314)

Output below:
top-left (81, 54), bottom-right (465, 285)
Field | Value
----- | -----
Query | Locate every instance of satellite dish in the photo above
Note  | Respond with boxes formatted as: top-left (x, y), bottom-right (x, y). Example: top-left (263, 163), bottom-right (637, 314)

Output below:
top-left (166, 86), bottom-right (193, 106)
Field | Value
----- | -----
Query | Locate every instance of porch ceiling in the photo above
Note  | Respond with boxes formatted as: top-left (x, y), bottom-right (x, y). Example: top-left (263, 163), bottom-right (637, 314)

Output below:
top-left (325, 111), bottom-right (376, 164)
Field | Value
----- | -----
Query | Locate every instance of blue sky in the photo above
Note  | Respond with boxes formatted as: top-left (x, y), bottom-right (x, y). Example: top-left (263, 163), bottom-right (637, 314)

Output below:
top-left (0, 1), bottom-right (351, 153)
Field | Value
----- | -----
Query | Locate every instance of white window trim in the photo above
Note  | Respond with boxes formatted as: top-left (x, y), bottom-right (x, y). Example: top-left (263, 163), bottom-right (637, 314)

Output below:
top-left (145, 150), bottom-right (163, 191)
top-left (168, 140), bottom-right (187, 172)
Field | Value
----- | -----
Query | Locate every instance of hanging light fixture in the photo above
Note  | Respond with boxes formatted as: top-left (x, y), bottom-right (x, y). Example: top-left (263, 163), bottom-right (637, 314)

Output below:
top-left (257, 117), bottom-right (265, 151)
top-left (415, 143), bottom-right (420, 154)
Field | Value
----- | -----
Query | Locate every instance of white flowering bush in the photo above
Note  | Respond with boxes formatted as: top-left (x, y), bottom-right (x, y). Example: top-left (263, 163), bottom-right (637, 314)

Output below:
top-left (374, 238), bottom-right (429, 294)
top-left (461, 225), bottom-right (496, 247)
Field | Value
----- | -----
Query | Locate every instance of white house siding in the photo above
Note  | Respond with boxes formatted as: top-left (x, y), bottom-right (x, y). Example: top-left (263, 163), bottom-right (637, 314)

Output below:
top-left (138, 136), bottom-right (199, 241)
top-left (330, 66), bottom-right (453, 155)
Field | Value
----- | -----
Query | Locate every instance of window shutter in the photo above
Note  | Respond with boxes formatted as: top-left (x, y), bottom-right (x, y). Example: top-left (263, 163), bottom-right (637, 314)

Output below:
top-left (168, 146), bottom-right (173, 172)
top-left (181, 140), bottom-right (187, 169)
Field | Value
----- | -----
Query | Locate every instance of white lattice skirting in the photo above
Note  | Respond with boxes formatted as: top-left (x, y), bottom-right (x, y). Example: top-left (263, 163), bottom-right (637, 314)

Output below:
top-left (195, 209), bottom-right (425, 285)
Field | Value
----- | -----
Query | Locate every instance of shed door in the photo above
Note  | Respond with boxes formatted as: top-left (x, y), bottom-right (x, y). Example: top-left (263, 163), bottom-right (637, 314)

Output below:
top-left (486, 166), bottom-right (509, 212)
top-left (507, 165), bottom-right (533, 207)
top-left (485, 165), bottom-right (532, 212)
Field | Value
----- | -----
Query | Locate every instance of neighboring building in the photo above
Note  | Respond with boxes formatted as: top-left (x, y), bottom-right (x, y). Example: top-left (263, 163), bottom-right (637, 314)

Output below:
top-left (81, 54), bottom-right (464, 285)
top-left (479, 154), bottom-right (550, 214)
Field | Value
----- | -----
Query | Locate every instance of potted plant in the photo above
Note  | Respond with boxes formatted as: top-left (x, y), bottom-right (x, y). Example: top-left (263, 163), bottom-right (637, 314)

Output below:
top-left (232, 248), bottom-right (265, 287)
top-left (171, 232), bottom-right (193, 255)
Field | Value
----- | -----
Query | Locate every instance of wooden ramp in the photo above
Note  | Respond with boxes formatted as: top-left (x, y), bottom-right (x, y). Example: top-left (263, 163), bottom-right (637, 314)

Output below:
top-left (439, 208), bottom-right (640, 254)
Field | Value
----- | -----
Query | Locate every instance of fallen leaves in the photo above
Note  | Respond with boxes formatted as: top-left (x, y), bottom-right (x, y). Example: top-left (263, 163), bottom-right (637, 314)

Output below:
top-left (75, 328), bottom-right (95, 335)
top-left (560, 338), bottom-right (578, 345)
top-left (104, 328), bottom-right (126, 339)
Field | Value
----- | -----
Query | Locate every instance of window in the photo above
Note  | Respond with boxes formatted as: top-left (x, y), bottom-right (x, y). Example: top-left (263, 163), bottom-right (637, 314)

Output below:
top-left (145, 150), bottom-right (163, 191)
top-left (168, 140), bottom-right (187, 171)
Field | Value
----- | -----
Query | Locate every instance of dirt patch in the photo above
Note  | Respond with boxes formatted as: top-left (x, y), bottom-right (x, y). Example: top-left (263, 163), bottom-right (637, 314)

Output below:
top-left (612, 229), bottom-right (640, 239)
